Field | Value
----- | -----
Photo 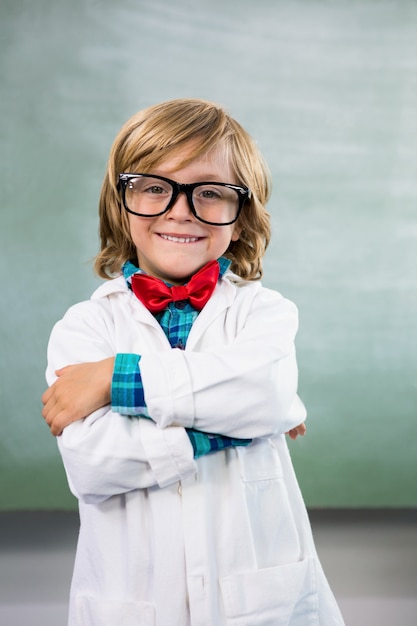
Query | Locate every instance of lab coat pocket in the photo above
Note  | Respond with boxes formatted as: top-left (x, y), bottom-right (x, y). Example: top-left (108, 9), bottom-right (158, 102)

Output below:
top-left (220, 558), bottom-right (318, 626)
top-left (237, 439), bottom-right (301, 568)
top-left (74, 595), bottom-right (155, 626)
top-left (236, 437), bottom-right (283, 481)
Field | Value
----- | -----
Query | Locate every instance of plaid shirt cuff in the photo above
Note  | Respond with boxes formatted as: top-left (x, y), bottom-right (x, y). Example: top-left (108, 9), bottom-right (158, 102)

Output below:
top-left (111, 353), bottom-right (148, 416)
top-left (111, 354), bottom-right (252, 456)
top-left (187, 429), bottom-right (252, 459)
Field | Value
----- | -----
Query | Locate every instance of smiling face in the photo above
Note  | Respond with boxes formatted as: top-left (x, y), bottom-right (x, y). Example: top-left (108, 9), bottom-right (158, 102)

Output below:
top-left (127, 145), bottom-right (241, 285)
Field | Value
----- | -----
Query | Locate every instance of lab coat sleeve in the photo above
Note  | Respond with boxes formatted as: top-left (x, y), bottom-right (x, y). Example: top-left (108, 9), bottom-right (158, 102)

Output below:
top-left (46, 301), bottom-right (197, 504)
top-left (140, 287), bottom-right (306, 439)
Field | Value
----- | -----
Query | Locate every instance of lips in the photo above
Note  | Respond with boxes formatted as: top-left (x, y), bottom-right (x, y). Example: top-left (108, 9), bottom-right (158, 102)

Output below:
top-left (159, 233), bottom-right (202, 243)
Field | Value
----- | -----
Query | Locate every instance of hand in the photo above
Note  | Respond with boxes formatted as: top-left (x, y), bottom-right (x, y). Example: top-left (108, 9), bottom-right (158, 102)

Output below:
top-left (42, 358), bottom-right (114, 436)
top-left (286, 423), bottom-right (306, 440)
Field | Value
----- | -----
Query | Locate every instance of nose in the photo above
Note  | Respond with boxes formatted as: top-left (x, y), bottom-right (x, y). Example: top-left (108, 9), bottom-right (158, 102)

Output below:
top-left (166, 191), bottom-right (195, 221)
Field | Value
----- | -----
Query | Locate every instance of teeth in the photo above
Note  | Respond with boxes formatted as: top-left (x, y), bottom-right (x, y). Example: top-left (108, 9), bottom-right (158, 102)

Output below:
top-left (160, 234), bottom-right (199, 243)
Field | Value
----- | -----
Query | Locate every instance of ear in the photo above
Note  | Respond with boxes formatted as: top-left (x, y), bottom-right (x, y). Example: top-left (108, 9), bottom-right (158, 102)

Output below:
top-left (231, 223), bottom-right (242, 242)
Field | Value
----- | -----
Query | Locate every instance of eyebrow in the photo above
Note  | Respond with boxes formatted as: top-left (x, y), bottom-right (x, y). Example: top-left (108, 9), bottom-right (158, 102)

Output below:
top-left (152, 170), bottom-right (224, 179)
top-left (150, 171), bottom-right (237, 185)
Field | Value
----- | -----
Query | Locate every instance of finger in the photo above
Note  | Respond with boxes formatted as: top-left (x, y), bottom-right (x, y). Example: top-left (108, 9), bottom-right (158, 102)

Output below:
top-left (50, 419), bottom-right (64, 437)
top-left (42, 405), bottom-right (56, 426)
top-left (298, 424), bottom-right (307, 436)
top-left (42, 399), bottom-right (53, 421)
top-left (42, 395), bottom-right (60, 425)
top-left (41, 386), bottom-right (53, 405)
top-left (286, 425), bottom-right (306, 440)
top-left (55, 365), bottom-right (74, 377)
top-left (48, 410), bottom-right (70, 436)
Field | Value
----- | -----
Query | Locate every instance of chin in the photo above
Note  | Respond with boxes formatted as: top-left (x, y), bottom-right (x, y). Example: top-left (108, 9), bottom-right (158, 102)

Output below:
top-left (164, 264), bottom-right (203, 285)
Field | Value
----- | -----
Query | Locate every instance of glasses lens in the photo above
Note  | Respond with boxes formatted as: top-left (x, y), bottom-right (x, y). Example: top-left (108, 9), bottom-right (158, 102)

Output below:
top-left (124, 175), bottom-right (173, 215)
top-left (192, 184), bottom-right (240, 225)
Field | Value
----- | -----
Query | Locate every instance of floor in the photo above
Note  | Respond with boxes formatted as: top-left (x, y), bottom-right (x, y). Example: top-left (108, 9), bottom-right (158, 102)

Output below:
top-left (0, 509), bottom-right (416, 625)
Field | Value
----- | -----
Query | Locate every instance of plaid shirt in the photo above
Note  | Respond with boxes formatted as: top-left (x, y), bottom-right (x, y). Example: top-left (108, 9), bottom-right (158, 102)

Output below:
top-left (111, 257), bottom-right (251, 459)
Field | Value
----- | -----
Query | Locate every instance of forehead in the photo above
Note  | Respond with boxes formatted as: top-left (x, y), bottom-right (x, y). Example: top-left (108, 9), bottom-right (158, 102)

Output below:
top-left (153, 142), bottom-right (235, 179)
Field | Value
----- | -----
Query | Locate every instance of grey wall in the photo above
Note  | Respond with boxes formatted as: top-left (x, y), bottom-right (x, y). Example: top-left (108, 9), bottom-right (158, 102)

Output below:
top-left (1, 0), bottom-right (416, 510)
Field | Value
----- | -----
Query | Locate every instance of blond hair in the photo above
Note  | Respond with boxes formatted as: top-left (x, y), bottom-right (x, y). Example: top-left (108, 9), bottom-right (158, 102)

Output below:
top-left (95, 98), bottom-right (271, 281)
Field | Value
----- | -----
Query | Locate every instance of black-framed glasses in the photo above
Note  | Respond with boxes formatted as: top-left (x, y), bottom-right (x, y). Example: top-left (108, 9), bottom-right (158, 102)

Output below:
top-left (118, 173), bottom-right (251, 226)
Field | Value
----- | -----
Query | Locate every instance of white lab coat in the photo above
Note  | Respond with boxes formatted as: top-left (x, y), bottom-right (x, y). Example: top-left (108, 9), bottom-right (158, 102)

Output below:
top-left (46, 270), bottom-right (345, 626)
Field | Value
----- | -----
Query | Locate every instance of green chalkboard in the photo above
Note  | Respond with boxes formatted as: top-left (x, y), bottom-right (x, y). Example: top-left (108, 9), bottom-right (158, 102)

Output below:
top-left (1, 0), bottom-right (416, 509)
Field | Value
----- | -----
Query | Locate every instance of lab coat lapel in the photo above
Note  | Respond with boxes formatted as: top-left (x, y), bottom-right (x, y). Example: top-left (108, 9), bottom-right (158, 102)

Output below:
top-left (186, 278), bottom-right (237, 350)
top-left (91, 272), bottom-right (238, 346)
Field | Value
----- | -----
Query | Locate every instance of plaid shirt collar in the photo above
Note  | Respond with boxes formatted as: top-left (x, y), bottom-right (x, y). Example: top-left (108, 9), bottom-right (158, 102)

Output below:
top-left (123, 256), bottom-right (231, 287)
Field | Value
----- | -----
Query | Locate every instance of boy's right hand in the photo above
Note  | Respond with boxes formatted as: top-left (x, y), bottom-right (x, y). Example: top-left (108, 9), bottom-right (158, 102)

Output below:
top-left (41, 357), bottom-right (114, 436)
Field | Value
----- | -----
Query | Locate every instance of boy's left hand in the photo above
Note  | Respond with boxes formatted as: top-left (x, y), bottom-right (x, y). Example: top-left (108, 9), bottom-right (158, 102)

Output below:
top-left (42, 358), bottom-right (114, 436)
top-left (286, 423), bottom-right (306, 440)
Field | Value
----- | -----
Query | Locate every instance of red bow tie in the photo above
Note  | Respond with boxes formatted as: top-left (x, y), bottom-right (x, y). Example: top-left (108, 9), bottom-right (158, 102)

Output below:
top-left (131, 260), bottom-right (220, 313)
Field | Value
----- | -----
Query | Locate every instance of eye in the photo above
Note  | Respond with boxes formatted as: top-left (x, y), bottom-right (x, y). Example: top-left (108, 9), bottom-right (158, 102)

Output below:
top-left (201, 189), bottom-right (220, 199)
top-left (196, 186), bottom-right (224, 201)
top-left (144, 184), bottom-right (166, 195)
top-left (127, 178), bottom-right (171, 195)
